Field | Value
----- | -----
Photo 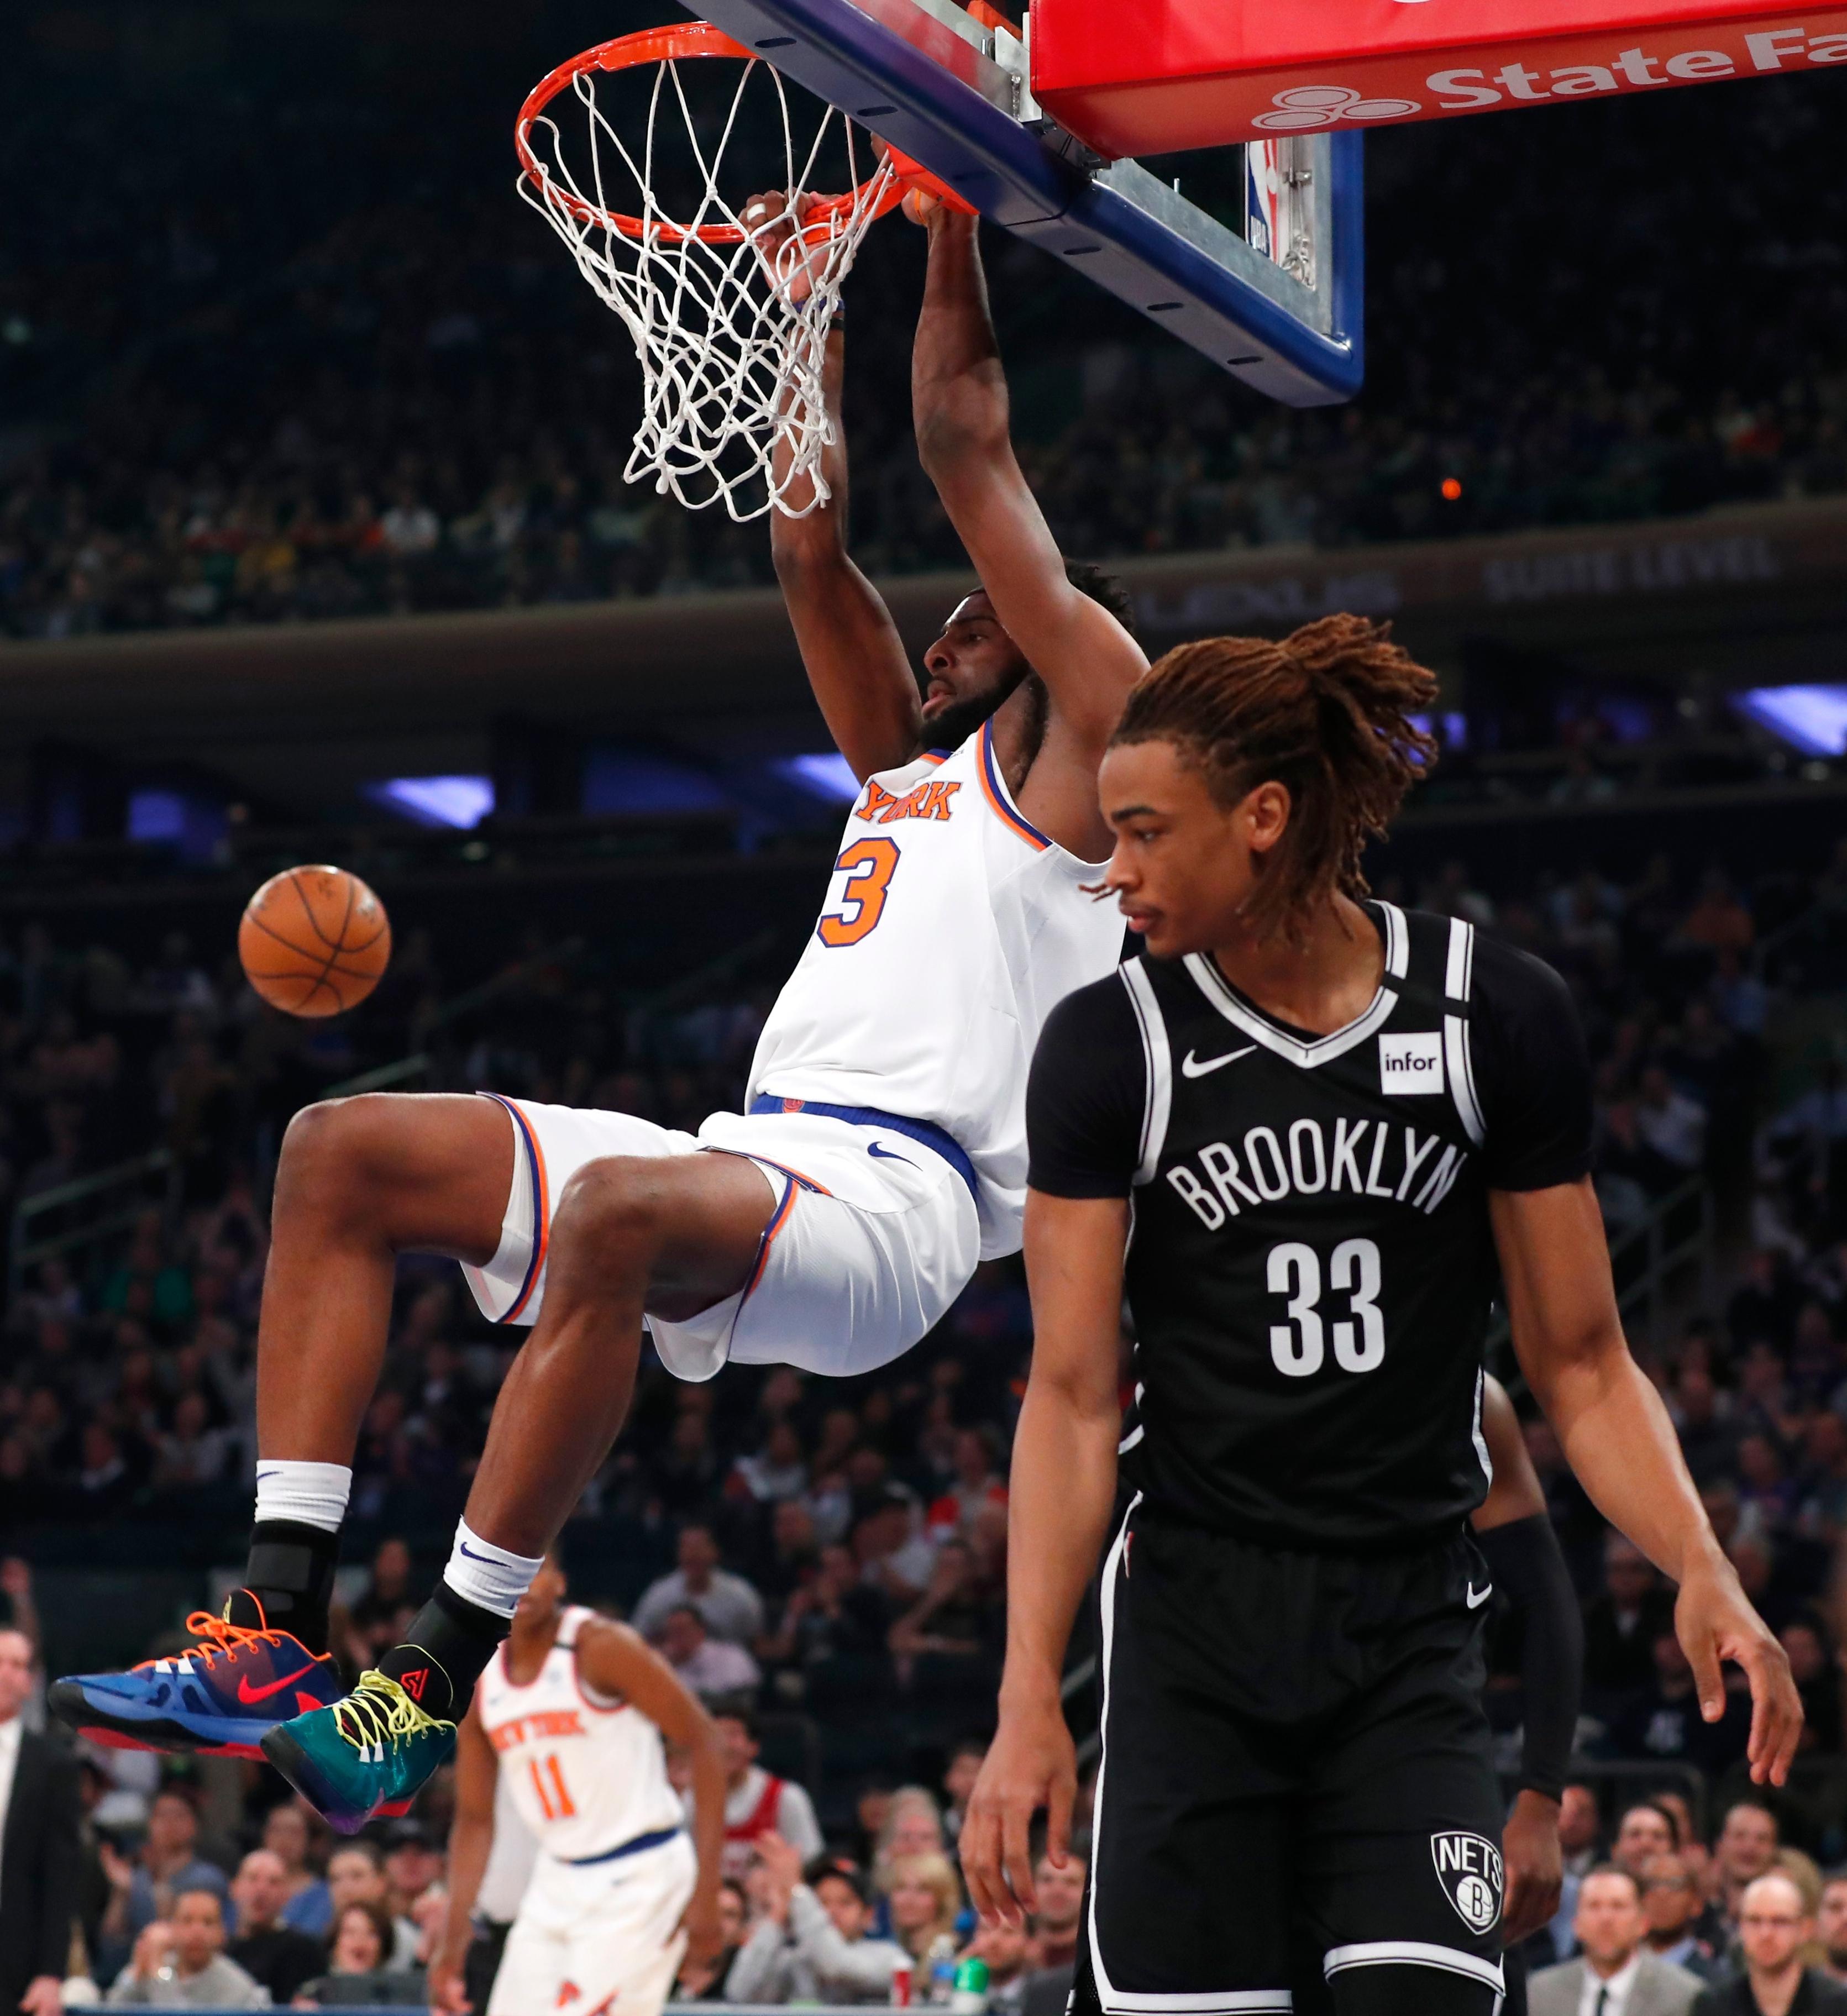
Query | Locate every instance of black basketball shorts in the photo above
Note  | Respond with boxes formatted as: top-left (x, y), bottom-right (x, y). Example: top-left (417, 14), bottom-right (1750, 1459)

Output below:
top-left (1074, 1499), bottom-right (1507, 2016)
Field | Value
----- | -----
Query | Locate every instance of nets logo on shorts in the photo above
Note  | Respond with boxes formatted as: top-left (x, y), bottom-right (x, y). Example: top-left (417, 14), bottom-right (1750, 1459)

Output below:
top-left (1431, 1830), bottom-right (1503, 1933)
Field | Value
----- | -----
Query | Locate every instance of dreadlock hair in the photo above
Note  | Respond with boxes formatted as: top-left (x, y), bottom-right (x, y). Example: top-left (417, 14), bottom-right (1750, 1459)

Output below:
top-left (1111, 613), bottom-right (1439, 945)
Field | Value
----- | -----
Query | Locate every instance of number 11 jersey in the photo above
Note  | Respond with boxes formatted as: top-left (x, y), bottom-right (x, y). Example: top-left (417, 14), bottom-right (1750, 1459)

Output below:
top-left (1025, 903), bottom-right (1594, 1550)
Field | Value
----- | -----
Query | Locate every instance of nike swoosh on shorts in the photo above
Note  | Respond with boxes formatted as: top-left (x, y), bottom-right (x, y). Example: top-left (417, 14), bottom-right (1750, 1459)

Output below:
top-left (868, 1142), bottom-right (916, 1167)
top-left (1466, 1583), bottom-right (1493, 1609)
top-left (1180, 1044), bottom-right (1258, 1078)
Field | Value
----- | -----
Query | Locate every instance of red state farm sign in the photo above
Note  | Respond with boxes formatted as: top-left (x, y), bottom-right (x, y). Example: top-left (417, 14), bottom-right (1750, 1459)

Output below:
top-left (1030, 0), bottom-right (1847, 156)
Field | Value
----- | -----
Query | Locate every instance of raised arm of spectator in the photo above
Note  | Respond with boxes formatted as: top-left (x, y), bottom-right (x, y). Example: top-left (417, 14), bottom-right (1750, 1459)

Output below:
top-left (963, 1191), bottom-right (1128, 1925)
top-left (758, 208), bottom-right (922, 782)
top-left (911, 211), bottom-right (1145, 753)
top-left (428, 1697), bottom-right (496, 2013)
top-left (757, 1834), bottom-right (901, 1998)
top-left (1498, 1178), bottom-right (1802, 1784)
top-left (576, 1617), bottom-right (728, 1969)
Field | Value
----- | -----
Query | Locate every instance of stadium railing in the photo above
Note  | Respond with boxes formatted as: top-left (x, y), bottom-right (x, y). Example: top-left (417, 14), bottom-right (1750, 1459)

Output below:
top-left (7, 1144), bottom-right (176, 1299)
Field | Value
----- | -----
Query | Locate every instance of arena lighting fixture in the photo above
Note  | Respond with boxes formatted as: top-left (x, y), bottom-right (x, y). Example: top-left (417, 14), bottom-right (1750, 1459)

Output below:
top-left (1731, 684), bottom-right (1847, 758)
top-left (127, 790), bottom-right (188, 842)
top-left (772, 753), bottom-right (863, 802)
top-left (364, 775), bottom-right (496, 828)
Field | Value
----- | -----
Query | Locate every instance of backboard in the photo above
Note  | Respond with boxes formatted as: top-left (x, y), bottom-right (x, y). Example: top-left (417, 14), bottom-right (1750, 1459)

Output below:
top-left (681, 0), bottom-right (1365, 406)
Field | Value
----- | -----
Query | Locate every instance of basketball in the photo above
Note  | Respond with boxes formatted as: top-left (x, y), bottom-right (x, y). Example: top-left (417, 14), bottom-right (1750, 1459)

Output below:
top-left (238, 865), bottom-right (392, 1018)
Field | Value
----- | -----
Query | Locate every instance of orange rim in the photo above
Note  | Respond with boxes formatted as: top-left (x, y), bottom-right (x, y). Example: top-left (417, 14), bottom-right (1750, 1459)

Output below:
top-left (515, 20), bottom-right (904, 245)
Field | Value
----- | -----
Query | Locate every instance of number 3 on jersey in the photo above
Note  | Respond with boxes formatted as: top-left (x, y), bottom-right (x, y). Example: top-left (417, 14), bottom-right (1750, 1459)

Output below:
top-left (1267, 1237), bottom-right (1385, 1377)
top-left (818, 838), bottom-right (899, 947)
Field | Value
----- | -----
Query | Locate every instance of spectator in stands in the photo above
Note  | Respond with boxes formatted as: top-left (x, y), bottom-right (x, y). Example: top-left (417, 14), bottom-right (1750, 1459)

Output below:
top-left (727, 1839), bottom-right (906, 2003)
top-left (98, 1785), bottom-right (229, 1965)
top-left (1529, 1865), bottom-right (1702, 2016)
top-left (1584, 1535), bottom-right (1677, 1702)
top-left (854, 1487), bottom-right (937, 1608)
top-left (1615, 1802), bottom-right (1682, 1877)
top-left (926, 1428), bottom-right (1007, 1539)
top-left (1818, 1873), bottom-right (1847, 1986)
top-left (1016, 1849), bottom-right (1088, 2016)
top-left (662, 1604), bottom-right (761, 1703)
top-left (225, 1850), bottom-right (323, 2004)
top-left (1560, 1782), bottom-right (1604, 1879)
top-left (634, 1525), bottom-right (767, 1646)
top-left (711, 1706), bottom-right (823, 1879)
top-left (942, 1738), bottom-right (987, 1846)
top-left (1692, 1870), bottom-right (1847, 2014)
top-left (106, 1885), bottom-right (267, 2008)
top-left (964, 1916), bottom-right (1034, 2013)
top-left (1711, 1801), bottom-right (1782, 1932)
top-left (1640, 1855), bottom-right (1722, 1982)
top-left (883, 1852), bottom-right (963, 1994)
top-left (381, 1820), bottom-right (443, 1950)
top-left (676, 1877), bottom-right (749, 1999)
top-left (1607, 1631), bottom-right (1752, 1774)
top-left (1029, 1849), bottom-right (1085, 1975)
top-left (873, 1789), bottom-right (947, 1901)
top-left (261, 1803), bottom-right (329, 1939)
top-left (319, 1840), bottom-right (418, 1970)
top-left (0, 1620), bottom-right (77, 2016)
top-left (297, 1898), bottom-right (424, 2008)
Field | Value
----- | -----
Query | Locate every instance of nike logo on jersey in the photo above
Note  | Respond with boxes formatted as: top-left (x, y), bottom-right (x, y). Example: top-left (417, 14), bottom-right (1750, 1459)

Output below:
top-left (1181, 1045), bottom-right (1257, 1078)
top-left (1466, 1582), bottom-right (1493, 1609)
top-left (237, 1667), bottom-right (321, 1705)
top-left (867, 1141), bottom-right (917, 1167)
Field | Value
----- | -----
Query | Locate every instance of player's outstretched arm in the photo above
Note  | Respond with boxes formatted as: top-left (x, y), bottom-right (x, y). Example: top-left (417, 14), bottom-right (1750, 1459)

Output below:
top-left (429, 1697), bottom-right (497, 2014)
top-left (1495, 1178), bottom-right (1802, 1785)
top-left (577, 1617), bottom-right (730, 1966)
top-left (763, 259), bottom-right (922, 781)
top-left (911, 211), bottom-right (1146, 747)
top-left (964, 1190), bottom-right (1127, 1928)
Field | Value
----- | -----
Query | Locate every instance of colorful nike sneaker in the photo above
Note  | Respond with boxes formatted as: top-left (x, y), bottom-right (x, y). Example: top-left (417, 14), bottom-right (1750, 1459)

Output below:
top-left (49, 1598), bottom-right (343, 1759)
top-left (261, 1670), bottom-right (457, 1834)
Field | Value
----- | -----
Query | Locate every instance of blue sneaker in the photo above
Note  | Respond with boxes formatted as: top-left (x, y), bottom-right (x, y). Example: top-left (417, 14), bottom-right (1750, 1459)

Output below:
top-left (49, 1597), bottom-right (344, 1760)
top-left (261, 1670), bottom-right (457, 1835)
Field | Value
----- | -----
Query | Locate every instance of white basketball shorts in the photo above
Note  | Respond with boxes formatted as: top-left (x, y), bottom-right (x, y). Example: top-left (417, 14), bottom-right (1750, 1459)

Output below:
top-left (486, 1830), bottom-right (696, 2016)
top-left (460, 1092), bottom-right (982, 1382)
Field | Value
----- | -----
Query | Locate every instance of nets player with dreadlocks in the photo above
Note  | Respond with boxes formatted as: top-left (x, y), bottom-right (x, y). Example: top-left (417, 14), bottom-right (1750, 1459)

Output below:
top-left (962, 617), bottom-right (1801, 2016)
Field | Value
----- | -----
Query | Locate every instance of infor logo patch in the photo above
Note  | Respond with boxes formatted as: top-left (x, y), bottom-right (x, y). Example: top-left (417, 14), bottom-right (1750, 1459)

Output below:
top-left (1431, 1831), bottom-right (1503, 1933)
top-left (1379, 1031), bottom-right (1445, 1094)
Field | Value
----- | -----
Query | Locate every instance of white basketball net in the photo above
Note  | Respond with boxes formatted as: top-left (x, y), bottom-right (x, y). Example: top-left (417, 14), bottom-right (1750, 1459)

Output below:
top-left (519, 48), bottom-right (898, 521)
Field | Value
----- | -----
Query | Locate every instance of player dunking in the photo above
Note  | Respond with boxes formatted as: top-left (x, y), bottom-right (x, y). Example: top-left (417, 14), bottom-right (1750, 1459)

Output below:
top-left (52, 206), bottom-right (1146, 1828)
top-left (963, 621), bottom-right (1799, 2015)
top-left (429, 1558), bottom-right (725, 2016)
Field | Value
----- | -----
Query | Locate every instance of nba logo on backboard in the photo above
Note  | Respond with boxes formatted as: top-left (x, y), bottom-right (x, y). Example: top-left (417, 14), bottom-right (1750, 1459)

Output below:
top-left (1246, 141), bottom-right (1281, 262)
top-left (1431, 1831), bottom-right (1503, 1932)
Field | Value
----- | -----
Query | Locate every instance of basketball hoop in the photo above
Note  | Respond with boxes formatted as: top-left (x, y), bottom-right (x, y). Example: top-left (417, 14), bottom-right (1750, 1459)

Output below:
top-left (516, 23), bottom-right (912, 521)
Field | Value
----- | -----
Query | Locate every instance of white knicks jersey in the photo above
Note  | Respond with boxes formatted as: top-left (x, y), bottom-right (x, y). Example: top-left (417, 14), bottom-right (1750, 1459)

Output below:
top-left (477, 1608), bottom-right (684, 1862)
top-left (748, 721), bottom-right (1122, 1258)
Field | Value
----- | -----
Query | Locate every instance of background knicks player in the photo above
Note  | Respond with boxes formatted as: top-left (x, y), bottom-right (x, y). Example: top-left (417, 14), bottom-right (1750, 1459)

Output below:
top-left (431, 1559), bottom-right (727, 2016)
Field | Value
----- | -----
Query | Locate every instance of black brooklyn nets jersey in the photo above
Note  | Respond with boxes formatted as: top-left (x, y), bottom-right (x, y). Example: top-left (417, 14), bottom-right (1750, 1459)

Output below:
top-left (1027, 902), bottom-right (1592, 1550)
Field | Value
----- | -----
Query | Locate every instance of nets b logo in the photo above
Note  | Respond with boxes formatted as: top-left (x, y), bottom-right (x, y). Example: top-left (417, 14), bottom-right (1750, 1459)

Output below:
top-left (1431, 1830), bottom-right (1503, 1933)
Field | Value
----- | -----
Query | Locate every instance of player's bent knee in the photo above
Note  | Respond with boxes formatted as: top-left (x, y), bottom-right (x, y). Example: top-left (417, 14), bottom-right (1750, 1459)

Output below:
top-left (276, 1094), bottom-right (414, 1205)
top-left (551, 1154), bottom-right (676, 1259)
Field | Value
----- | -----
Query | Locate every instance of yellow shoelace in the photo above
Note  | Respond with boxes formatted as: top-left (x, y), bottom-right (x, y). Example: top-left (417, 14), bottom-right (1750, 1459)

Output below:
top-left (329, 1670), bottom-right (456, 1752)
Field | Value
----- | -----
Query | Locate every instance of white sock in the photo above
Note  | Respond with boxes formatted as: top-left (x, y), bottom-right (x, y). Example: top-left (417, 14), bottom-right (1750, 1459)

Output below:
top-left (254, 1460), bottom-right (351, 1534)
top-left (443, 1519), bottom-right (544, 1620)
